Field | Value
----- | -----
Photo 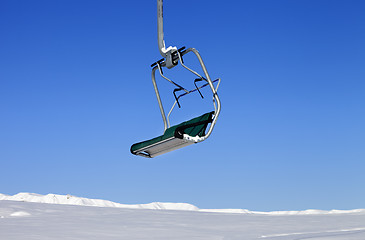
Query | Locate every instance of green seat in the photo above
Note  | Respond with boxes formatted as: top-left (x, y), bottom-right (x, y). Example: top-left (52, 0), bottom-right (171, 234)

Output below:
top-left (131, 111), bottom-right (214, 158)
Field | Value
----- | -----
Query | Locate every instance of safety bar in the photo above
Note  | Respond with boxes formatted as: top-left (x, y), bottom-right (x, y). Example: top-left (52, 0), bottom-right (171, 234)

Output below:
top-left (177, 79), bottom-right (219, 99)
top-left (194, 78), bottom-right (205, 99)
top-left (173, 87), bottom-right (184, 108)
top-left (172, 78), bottom-right (220, 109)
top-left (167, 78), bottom-right (220, 128)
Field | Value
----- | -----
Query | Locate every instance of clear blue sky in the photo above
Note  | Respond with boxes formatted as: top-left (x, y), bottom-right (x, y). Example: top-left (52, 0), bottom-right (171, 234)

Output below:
top-left (1, 0), bottom-right (364, 211)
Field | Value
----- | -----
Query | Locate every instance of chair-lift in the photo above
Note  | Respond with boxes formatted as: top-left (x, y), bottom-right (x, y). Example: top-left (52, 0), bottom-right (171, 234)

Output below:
top-left (130, 0), bottom-right (221, 158)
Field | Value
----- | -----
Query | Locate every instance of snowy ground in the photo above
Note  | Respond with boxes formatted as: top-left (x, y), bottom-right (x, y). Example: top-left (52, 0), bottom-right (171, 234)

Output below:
top-left (1, 193), bottom-right (365, 240)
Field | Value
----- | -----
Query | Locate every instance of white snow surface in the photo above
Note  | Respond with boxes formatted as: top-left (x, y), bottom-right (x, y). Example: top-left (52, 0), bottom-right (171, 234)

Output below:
top-left (0, 192), bottom-right (198, 211)
top-left (1, 193), bottom-right (365, 239)
top-left (1, 192), bottom-right (364, 215)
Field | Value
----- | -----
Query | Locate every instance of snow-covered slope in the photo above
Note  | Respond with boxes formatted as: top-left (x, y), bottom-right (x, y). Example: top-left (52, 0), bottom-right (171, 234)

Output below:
top-left (1, 192), bottom-right (364, 215)
top-left (1, 199), bottom-right (365, 240)
top-left (0, 192), bottom-right (198, 211)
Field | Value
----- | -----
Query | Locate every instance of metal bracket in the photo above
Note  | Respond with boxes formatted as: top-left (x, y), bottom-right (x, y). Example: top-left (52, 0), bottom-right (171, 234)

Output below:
top-left (157, 0), bottom-right (178, 69)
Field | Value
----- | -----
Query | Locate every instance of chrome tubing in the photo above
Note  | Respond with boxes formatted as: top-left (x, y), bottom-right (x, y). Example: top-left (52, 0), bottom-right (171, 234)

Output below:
top-left (152, 48), bottom-right (221, 141)
top-left (166, 101), bottom-right (178, 128)
top-left (184, 48), bottom-right (221, 142)
top-left (176, 51), bottom-right (204, 80)
top-left (157, 0), bottom-right (166, 57)
top-left (152, 66), bottom-right (168, 132)
top-left (156, 63), bottom-right (188, 93)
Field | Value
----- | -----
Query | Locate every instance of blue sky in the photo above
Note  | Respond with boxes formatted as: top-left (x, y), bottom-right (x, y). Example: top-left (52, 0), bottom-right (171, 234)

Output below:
top-left (1, 0), bottom-right (364, 211)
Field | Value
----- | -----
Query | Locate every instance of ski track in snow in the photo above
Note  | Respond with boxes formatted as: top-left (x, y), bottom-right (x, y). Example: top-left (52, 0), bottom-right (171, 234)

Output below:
top-left (260, 227), bottom-right (365, 239)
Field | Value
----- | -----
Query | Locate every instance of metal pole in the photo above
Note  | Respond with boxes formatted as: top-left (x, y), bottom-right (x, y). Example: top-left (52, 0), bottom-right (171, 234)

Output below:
top-left (151, 66), bottom-right (168, 131)
top-left (157, 0), bottom-right (166, 57)
top-left (187, 48), bottom-right (221, 141)
top-left (157, 0), bottom-right (177, 69)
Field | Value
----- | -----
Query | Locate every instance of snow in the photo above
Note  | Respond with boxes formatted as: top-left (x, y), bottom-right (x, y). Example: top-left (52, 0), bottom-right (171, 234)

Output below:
top-left (1, 193), bottom-right (365, 239)
top-left (9, 211), bottom-right (31, 217)
top-left (1, 192), bottom-right (364, 215)
top-left (0, 192), bottom-right (198, 211)
top-left (260, 228), bottom-right (365, 239)
top-left (183, 133), bottom-right (205, 142)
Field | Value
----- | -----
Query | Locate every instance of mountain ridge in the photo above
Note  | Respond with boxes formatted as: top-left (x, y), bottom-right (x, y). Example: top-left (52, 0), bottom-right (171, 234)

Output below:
top-left (1, 192), bottom-right (364, 215)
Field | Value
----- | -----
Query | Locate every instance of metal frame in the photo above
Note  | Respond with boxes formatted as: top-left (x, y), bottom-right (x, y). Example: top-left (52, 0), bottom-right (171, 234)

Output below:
top-left (152, 0), bottom-right (221, 143)
top-left (133, 136), bottom-right (194, 158)
top-left (151, 48), bottom-right (221, 143)
top-left (131, 0), bottom-right (221, 158)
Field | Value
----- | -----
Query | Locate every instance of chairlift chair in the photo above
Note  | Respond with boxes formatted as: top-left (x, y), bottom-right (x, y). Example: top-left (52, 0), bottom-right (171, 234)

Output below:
top-left (130, 0), bottom-right (221, 158)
